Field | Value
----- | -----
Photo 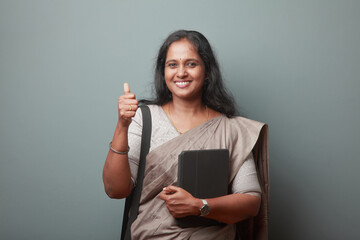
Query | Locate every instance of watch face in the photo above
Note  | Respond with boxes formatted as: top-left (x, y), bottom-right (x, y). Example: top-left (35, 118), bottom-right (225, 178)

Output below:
top-left (200, 204), bottom-right (210, 216)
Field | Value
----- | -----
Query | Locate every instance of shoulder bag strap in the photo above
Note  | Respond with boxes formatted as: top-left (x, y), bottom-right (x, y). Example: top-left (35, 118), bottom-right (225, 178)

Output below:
top-left (121, 105), bottom-right (152, 240)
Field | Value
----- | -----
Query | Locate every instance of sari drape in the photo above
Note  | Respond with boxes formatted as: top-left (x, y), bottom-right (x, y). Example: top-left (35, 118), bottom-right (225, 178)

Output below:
top-left (131, 114), bottom-right (269, 240)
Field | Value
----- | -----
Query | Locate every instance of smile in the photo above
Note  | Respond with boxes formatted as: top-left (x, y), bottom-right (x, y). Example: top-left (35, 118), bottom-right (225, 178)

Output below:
top-left (175, 81), bottom-right (191, 88)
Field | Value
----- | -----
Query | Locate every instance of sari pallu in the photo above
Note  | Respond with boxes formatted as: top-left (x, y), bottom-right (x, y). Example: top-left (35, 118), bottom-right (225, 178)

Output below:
top-left (131, 114), bottom-right (269, 240)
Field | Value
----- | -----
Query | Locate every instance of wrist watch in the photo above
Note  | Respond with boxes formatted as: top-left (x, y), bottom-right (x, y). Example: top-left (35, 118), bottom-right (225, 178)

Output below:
top-left (200, 199), bottom-right (210, 216)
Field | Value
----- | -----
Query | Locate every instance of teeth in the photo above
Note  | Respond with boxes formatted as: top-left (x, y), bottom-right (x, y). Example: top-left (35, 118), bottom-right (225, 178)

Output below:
top-left (175, 81), bottom-right (190, 86)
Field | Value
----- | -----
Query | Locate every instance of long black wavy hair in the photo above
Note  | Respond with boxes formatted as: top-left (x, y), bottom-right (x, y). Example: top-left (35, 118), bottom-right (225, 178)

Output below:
top-left (143, 30), bottom-right (237, 117)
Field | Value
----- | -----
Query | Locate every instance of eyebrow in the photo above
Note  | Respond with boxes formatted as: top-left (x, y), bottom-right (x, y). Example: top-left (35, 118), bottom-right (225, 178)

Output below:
top-left (165, 58), bottom-right (201, 64)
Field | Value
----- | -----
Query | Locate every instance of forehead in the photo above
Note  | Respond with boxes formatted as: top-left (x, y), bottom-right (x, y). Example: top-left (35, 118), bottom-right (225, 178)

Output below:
top-left (166, 38), bottom-right (200, 59)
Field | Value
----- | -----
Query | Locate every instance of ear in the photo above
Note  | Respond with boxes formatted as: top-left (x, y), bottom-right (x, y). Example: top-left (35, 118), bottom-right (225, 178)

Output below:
top-left (205, 74), bottom-right (210, 82)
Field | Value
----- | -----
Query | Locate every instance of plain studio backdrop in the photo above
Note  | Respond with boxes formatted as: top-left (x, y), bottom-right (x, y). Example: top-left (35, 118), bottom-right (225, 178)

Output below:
top-left (1, 1), bottom-right (359, 239)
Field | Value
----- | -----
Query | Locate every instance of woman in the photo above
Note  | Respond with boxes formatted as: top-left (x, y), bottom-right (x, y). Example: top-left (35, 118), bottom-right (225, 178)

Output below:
top-left (103, 30), bottom-right (268, 239)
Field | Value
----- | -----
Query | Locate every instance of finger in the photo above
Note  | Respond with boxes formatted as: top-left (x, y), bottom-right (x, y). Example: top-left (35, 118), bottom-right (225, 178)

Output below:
top-left (159, 190), bottom-right (173, 201)
top-left (119, 103), bottom-right (139, 114)
top-left (127, 104), bottom-right (138, 112)
top-left (119, 99), bottom-right (138, 106)
top-left (119, 93), bottom-right (136, 102)
top-left (118, 97), bottom-right (138, 109)
top-left (123, 83), bottom-right (130, 94)
top-left (158, 192), bottom-right (167, 201)
top-left (162, 187), bottom-right (179, 196)
top-left (119, 111), bottom-right (137, 119)
top-left (165, 185), bottom-right (180, 193)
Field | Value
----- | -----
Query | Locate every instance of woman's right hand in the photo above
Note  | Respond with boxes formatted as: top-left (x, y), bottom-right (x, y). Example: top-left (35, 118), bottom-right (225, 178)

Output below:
top-left (118, 83), bottom-right (138, 127)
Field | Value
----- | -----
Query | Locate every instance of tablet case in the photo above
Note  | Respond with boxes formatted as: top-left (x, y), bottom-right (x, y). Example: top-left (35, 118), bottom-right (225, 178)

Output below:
top-left (177, 149), bottom-right (229, 227)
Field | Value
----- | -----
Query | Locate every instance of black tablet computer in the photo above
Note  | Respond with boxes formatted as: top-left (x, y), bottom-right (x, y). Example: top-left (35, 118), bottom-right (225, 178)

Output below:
top-left (177, 149), bottom-right (229, 227)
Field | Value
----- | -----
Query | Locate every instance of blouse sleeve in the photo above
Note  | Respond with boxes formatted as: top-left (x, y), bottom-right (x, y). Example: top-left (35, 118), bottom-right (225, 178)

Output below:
top-left (231, 152), bottom-right (261, 197)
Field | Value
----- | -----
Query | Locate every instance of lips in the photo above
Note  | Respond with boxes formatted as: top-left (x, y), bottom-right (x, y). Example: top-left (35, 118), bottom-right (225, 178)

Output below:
top-left (175, 81), bottom-right (191, 88)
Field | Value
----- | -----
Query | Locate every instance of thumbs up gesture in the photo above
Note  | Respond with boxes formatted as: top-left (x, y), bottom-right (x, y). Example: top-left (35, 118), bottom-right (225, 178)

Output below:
top-left (118, 83), bottom-right (138, 127)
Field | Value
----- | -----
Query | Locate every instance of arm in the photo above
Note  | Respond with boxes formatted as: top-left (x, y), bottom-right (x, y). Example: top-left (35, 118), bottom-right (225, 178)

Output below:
top-left (158, 153), bottom-right (261, 223)
top-left (159, 186), bottom-right (260, 224)
top-left (102, 83), bottom-right (138, 199)
top-left (200, 193), bottom-right (260, 224)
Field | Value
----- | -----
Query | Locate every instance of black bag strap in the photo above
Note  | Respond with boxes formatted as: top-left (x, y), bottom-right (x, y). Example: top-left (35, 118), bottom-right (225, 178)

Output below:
top-left (121, 105), bottom-right (152, 240)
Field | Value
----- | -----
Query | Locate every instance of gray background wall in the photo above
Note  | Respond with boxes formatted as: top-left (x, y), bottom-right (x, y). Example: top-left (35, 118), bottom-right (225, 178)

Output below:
top-left (1, 0), bottom-right (359, 239)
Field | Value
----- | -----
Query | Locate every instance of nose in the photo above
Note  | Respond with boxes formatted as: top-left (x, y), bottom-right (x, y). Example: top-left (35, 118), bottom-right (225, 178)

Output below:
top-left (176, 65), bottom-right (187, 78)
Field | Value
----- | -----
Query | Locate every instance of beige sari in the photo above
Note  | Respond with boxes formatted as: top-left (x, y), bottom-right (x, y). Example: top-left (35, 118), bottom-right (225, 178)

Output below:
top-left (131, 114), bottom-right (269, 240)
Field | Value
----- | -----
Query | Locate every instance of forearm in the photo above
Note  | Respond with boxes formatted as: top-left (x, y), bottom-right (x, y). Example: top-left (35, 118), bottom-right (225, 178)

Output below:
top-left (103, 122), bottom-right (133, 199)
top-left (199, 193), bottom-right (261, 224)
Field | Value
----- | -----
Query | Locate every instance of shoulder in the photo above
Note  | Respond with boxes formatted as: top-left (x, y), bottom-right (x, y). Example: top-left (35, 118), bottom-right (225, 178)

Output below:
top-left (133, 104), bottom-right (167, 125)
top-left (221, 115), bottom-right (267, 141)
top-left (146, 104), bottom-right (163, 114)
top-left (130, 104), bottom-right (165, 135)
top-left (226, 116), bottom-right (266, 130)
top-left (139, 104), bottom-right (164, 119)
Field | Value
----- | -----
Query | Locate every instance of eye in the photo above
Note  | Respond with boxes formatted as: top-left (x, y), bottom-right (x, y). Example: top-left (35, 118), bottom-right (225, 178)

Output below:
top-left (187, 62), bottom-right (197, 67)
top-left (167, 63), bottom-right (177, 68)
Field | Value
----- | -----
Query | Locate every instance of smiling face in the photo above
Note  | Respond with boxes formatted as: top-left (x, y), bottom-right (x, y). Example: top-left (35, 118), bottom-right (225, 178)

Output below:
top-left (164, 38), bottom-right (206, 102)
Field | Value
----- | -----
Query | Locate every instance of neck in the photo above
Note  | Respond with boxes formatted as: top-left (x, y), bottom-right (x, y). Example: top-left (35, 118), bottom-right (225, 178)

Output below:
top-left (165, 97), bottom-right (209, 135)
top-left (170, 97), bottom-right (204, 115)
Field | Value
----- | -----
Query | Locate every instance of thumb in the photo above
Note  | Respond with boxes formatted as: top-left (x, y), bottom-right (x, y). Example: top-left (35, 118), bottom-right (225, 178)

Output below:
top-left (123, 82), bottom-right (130, 94)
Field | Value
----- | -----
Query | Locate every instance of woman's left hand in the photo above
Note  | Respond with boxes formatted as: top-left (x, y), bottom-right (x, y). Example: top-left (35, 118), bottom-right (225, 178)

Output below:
top-left (158, 185), bottom-right (202, 218)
